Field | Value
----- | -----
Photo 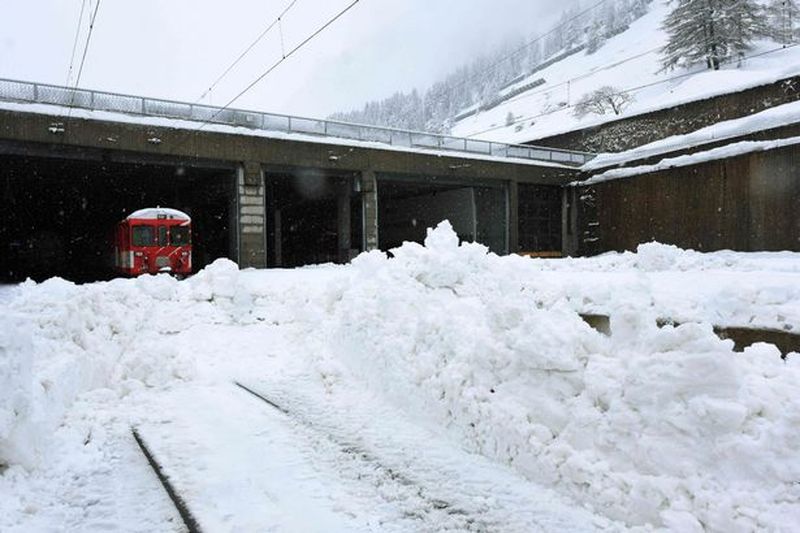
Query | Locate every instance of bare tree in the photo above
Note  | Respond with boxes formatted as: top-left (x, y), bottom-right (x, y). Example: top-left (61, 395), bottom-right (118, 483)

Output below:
top-left (573, 86), bottom-right (634, 118)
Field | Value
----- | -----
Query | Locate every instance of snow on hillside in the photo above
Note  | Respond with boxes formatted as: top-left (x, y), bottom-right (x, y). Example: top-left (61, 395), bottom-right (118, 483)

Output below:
top-left (2, 223), bottom-right (799, 531)
top-left (452, 0), bottom-right (800, 144)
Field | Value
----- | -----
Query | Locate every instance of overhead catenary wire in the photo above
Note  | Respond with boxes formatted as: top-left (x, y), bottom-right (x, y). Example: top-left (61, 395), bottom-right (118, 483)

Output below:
top-left (189, 0), bottom-right (362, 137)
top-left (464, 42), bottom-right (800, 139)
top-left (196, 0), bottom-right (300, 103)
top-left (65, 0), bottom-right (88, 87)
top-left (66, 0), bottom-right (101, 126)
top-left (72, 0), bottom-right (102, 92)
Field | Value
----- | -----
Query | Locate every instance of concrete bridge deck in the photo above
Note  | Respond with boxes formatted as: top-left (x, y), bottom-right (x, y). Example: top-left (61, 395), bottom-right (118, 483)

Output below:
top-left (0, 79), bottom-right (591, 282)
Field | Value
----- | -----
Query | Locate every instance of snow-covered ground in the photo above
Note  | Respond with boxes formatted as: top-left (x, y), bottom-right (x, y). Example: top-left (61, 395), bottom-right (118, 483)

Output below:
top-left (452, 1), bottom-right (800, 144)
top-left (2, 223), bottom-right (799, 531)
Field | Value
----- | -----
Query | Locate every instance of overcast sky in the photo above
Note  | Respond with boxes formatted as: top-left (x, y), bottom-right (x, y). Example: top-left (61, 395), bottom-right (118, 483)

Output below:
top-left (1, 0), bottom-right (571, 117)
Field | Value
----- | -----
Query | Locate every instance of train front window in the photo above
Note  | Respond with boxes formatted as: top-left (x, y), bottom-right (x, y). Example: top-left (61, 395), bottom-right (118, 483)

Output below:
top-left (132, 226), bottom-right (155, 246)
top-left (158, 226), bottom-right (168, 246)
top-left (170, 226), bottom-right (190, 245)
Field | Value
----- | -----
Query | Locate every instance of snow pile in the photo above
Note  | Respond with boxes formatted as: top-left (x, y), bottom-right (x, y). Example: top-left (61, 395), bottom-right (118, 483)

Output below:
top-left (322, 222), bottom-right (800, 530)
top-left (0, 260), bottom-right (244, 468)
top-left (2, 225), bottom-right (799, 530)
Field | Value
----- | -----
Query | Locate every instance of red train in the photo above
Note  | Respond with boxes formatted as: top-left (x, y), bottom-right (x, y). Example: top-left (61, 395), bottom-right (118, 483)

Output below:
top-left (113, 207), bottom-right (192, 276)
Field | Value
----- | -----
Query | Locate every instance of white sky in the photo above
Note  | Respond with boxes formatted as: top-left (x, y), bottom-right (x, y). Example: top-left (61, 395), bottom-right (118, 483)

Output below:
top-left (1, 0), bottom-right (571, 118)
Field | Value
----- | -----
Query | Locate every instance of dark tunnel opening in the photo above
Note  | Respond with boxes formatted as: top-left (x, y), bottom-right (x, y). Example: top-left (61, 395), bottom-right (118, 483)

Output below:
top-left (265, 170), bottom-right (362, 268)
top-left (377, 177), bottom-right (508, 254)
top-left (0, 153), bottom-right (237, 283)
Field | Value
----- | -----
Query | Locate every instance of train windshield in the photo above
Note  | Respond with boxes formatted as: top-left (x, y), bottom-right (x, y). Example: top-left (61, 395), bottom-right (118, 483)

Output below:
top-left (132, 225), bottom-right (155, 246)
top-left (158, 226), bottom-right (168, 246)
top-left (170, 226), bottom-right (191, 245)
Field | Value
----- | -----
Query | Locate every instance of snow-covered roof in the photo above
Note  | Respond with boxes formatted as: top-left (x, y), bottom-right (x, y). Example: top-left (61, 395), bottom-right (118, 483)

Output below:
top-left (577, 135), bottom-right (800, 186)
top-left (126, 207), bottom-right (191, 222)
top-left (583, 100), bottom-right (800, 171)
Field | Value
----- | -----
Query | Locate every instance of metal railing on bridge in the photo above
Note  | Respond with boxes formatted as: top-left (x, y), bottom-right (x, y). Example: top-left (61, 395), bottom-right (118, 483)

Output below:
top-left (0, 77), bottom-right (595, 166)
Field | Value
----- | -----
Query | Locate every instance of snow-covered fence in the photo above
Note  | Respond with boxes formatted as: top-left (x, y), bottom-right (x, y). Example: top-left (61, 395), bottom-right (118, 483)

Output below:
top-left (0, 77), bottom-right (595, 166)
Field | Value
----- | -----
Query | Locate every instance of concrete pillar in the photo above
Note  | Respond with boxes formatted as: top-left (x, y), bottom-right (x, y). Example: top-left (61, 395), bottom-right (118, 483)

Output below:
top-left (361, 170), bottom-right (379, 251)
top-left (507, 180), bottom-right (519, 254)
top-left (562, 186), bottom-right (579, 257)
top-left (237, 162), bottom-right (267, 268)
top-left (337, 179), bottom-right (352, 263)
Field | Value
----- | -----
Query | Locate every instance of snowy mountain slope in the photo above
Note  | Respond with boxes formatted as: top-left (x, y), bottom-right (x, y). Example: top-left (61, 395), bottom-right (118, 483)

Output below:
top-left (451, 0), bottom-right (800, 144)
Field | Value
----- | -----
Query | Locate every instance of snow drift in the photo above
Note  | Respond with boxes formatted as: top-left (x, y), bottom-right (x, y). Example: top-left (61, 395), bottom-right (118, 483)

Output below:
top-left (1, 222), bottom-right (799, 530)
top-left (321, 223), bottom-right (800, 530)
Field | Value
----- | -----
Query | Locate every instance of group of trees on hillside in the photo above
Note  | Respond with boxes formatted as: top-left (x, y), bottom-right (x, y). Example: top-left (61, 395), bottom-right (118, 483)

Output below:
top-left (661, 0), bottom-right (800, 71)
top-left (330, 0), bottom-right (653, 132)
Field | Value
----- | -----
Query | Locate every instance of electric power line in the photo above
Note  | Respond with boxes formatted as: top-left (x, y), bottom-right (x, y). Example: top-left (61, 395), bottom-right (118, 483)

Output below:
top-left (72, 0), bottom-right (102, 91)
top-left (196, 0), bottom-right (300, 103)
top-left (190, 0), bottom-right (362, 136)
top-left (65, 0), bottom-right (88, 86)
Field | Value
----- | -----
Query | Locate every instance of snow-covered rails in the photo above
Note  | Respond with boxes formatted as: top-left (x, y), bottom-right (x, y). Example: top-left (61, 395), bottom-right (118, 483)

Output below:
top-left (131, 429), bottom-right (203, 533)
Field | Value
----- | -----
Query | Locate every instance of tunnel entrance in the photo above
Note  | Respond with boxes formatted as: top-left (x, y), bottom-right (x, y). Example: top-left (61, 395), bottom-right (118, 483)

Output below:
top-left (377, 175), bottom-right (508, 254)
top-left (518, 184), bottom-right (563, 256)
top-left (0, 151), bottom-right (236, 283)
top-left (265, 169), bottom-right (362, 268)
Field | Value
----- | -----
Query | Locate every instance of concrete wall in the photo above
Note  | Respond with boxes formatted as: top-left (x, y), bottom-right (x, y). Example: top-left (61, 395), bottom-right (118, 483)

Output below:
top-left (530, 75), bottom-right (800, 153)
top-left (571, 143), bottom-right (800, 254)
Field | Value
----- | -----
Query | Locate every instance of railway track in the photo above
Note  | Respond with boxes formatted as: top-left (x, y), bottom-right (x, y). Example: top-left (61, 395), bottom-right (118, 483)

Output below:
top-left (131, 381), bottom-right (606, 532)
top-left (132, 429), bottom-right (203, 533)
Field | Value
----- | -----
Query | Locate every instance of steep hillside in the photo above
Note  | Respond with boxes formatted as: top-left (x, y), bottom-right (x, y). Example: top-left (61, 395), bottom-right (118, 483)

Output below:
top-left (451, 1), bottom-right (800, 145)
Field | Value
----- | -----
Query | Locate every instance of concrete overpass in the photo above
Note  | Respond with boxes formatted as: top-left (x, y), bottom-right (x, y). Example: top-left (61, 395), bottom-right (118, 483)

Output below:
top-left (0, 78), bottom-right (593, 281)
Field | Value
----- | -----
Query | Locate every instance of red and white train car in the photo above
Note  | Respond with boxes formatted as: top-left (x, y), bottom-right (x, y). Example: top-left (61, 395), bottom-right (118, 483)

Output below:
top-left (113, 207), bottom-right (192, 276)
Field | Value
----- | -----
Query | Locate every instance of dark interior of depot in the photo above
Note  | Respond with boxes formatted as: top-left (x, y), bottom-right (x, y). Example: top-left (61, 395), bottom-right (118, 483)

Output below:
top-left (0, 154), bottom-right (236, 283)
top-left (378, 179), bottom-right (508, 254)
top-left (265, 171), bottom-right (363, 268)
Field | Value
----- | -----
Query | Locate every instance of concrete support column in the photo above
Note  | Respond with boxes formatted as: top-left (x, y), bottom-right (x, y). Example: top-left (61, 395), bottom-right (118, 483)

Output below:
top-left (507, 180), bottom-right (519, 254)
top-left (337, 179), bottom-right (352, 263)
top-left (562, 186), bottom-right (579, 257)
top-left (361, 170), bottom-right (379, 251)
top-left (237, 162), bottom-right (267, 268)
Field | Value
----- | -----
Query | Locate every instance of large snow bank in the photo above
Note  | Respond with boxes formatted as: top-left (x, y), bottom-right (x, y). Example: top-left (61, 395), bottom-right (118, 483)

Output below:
top-left (320, 223), bottom-right (800, 530)
top-left (0, 260), bottom-right (243, 468)
top-left (2, 225), bottom-right (799, 530)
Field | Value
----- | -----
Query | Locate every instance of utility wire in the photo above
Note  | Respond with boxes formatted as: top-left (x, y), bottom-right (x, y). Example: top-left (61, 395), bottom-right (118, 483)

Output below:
top-left (72, 0), bottom-right (102, 92)
top-left (465, 42), bottom-right (800, 139)
top-left (65, 0), bottom-right (88, 86)
top-left (191, 0), bottom-right (361, 135)
top-left (66, 0), bottom-right (101, 126)
top-left (196, 0), bottom-right (300, 103)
